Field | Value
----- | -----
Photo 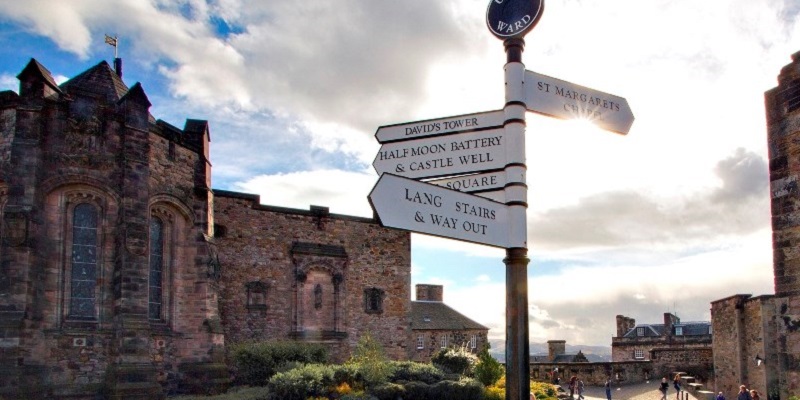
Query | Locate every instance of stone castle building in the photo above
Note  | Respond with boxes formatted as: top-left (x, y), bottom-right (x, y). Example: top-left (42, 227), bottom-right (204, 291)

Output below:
top-left (0, 58), bottom-right (417, 399)
top-left (710, 50), bottom-right (800, 399)
top-left (409, 284), bottom-right (488, 362)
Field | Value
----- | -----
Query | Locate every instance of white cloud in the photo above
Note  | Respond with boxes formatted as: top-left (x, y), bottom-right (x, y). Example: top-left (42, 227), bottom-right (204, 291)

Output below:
top-left (0, 74), bottom-right (15, 91)
top-left (231, 169), bottom-right (375, 218)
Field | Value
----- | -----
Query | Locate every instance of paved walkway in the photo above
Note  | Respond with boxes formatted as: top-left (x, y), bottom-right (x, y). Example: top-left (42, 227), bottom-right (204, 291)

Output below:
top-left (566, 382), bottom-right (702, 400)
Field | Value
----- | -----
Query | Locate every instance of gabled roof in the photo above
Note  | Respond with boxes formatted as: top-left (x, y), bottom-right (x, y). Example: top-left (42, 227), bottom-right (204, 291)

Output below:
top-left (17, 58), bottom-right (62, 93)
top-left (623, 321), bottom-right (711, 338)
top-left (59, 60), bottom-right (129, 103)
top-left (410, 301), bottom-right (488, 331)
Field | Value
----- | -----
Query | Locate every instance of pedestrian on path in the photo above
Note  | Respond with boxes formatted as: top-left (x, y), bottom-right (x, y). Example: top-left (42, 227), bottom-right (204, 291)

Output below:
top-left (660, 377), bottom-right (669, 400)
top-left (577, 378), bottom-right (585, 400)
top-left (673, 373), bottom-right (682, 399)
top-left (605, 377), bottom-right (612, 400)
top-left (569, 375), bottom-right (577, 398)
top-left (737, 385), bottom-right (753, 400)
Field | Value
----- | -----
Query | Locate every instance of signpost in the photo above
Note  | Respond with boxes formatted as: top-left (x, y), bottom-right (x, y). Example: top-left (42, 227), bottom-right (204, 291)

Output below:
top-left (425, 171), bottom-right (507, 193)
top-left (369, 174), bottom-right (511, 248)
top-left (525, 70), bottom-right (635, 135)
top-left (373, 128), bottom-right (509, 180)
top-left (368, 1), bottom-right (632, 399)
top-left (375, 109), bottom-right (504, 143)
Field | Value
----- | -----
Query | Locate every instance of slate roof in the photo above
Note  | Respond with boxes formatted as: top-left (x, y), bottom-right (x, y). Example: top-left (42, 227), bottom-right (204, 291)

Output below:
top-left (59, 60), bottom-right (129, 103)
top-left (622, 321), bottom-right (711, 338)
top-left (410, 301), bottom-right (488, 331)
top-left (18, 58), bottom-right (62, 94)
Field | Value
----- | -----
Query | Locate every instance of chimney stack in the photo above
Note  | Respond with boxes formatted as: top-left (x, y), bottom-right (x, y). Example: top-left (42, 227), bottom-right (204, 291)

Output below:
top-left (114, 58), bottom-right (122, 78)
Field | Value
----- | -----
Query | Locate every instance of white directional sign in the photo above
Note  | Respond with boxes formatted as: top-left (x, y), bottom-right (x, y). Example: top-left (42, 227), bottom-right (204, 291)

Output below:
top-left (525, 70), bottom-right (635, 135)
top-left (373, 128), bottom-right (508, 180)
top-left (425, 171), bottom-right (506, 193)
top-left (368, 173), bottom-right (511, 248)
top-left (375, 110), bottom-right (505, 144)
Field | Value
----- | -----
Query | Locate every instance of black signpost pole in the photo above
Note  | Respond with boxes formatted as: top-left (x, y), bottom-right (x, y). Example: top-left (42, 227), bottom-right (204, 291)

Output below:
top-left (502, 37), bottom-right (530, 400)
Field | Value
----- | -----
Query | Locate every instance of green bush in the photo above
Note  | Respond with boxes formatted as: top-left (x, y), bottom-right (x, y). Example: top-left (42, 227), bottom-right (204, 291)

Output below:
top-left (402, 381), bottom-right (433, 400)
top-left (387, 361), bottom-right (444, 384)
top-left (431, 379), bottom-right (484, 400)
top-left (171, 386), bottom-right (270, 400)
top-left (370, 382), bottom-right (406, 400)
top-left (347, 332), bottom-right (394, 388)
top-left (340, 393), bottom-right (378, 400)
top-left (230, 341), bottom-right (328, 386)
top-left (266, 363), bottom-right (335, 400)
top-left (431, 346), bottom-right (477, 375)
top-left (473, 347), bottom-right (504, 386)
top-left (391, 378), bottom-right (483, 400)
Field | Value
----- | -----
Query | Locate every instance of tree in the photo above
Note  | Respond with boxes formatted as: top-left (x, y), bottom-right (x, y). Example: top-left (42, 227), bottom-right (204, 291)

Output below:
top-left (474, 346), bottom-right (504, 387)
top-left (347, 331), bottom-right (394, 388)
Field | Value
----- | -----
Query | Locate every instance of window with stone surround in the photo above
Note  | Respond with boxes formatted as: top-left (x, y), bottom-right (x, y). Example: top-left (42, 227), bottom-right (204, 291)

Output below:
top-left (246, 281), bottom-right (268, 310)
top-left (470, 334), bottom-right (477, 349)
top-left (149, 217), bottom-right (165, 320)
top-left (363, 287), bottom-right (385, 314)
top-left (440, 334), bottom-right (448, 349)
top-left (147, 201), bottom-right (192, 326)
top-left (68, 203), bottom-right (99, 320)
top-left (148, 206), bottom-right (178, 324)
top-left (417, 334), bottom-right (424, 349)
top-left (634, 349), bottom-right (644, 359)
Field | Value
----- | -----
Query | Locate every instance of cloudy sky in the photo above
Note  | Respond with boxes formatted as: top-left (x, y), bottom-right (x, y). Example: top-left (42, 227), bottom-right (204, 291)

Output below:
top-left (1, 0), bottom-right (798, 348)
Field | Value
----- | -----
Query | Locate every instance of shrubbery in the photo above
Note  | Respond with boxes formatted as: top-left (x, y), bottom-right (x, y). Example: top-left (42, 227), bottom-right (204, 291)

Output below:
top-left (431, 345), bottom-right (478, 375)
top-left (266, 363), bottom-right (336, 400)
top-left (473, 347), bottom-right (504, 386)
top-left (230, 340), bottom-right (328, 386)
top-left (387, 360), bottom-right (444, 384)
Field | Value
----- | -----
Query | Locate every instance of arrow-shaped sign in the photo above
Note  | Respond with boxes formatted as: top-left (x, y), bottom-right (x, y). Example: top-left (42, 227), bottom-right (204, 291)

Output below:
top-left (368, 173), bottom-right (511, 248)
top-left (373, 128), bottom-right (508, 180)
top-left (525, 70), bottom-right (635, 135)
top-left (375, 110), bottom-right (505, 144)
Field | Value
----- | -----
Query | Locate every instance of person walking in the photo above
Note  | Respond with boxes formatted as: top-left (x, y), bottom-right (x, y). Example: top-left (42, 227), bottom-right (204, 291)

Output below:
top-left (673, 373), bottom-right (682, 398)
top-left (605, 377), bottom-right (612, 400)
top-left (737, 385), bottom-right (753, 400)
top-left (660, 377), bottom-right (669, 400)
top-left (577, 378), bottom-right (585, 400)
top-left (569, 375), bottom-right (577, 398)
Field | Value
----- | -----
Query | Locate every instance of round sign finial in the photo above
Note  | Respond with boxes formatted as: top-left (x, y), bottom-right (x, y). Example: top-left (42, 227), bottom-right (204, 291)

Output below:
top-left (486, 0), bottom-right (544, 40)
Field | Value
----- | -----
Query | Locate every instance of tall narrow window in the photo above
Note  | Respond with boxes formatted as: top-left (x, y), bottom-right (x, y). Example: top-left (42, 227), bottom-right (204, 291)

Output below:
top-left (314, 284), bottom-right (323, 309)
top-left (149, 218), bottom-right (164, 320)
top-left (70, 203), bottom-right (98, 319)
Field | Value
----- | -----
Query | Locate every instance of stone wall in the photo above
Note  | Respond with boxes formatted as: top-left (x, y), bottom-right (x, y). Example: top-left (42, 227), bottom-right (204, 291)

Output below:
top-left (213, 191), bottom-right (412, 363)
top-left (530, 361), bottom-right (653, 386)
top-left (409, 329), bottom-right (487, 362)
top-left (711, 295), bottom-right (746, 396)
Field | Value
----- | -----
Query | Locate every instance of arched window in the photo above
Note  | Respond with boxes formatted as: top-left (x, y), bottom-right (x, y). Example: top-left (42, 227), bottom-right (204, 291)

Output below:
top-left (69, 203), bottom-right (98, 319)
top-left (149, 218), bottom-right (164, 320)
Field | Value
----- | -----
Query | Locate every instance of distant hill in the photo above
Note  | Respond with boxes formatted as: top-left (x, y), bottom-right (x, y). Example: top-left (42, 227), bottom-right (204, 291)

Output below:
top-left (488, 339), bottom-right (612, 362)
